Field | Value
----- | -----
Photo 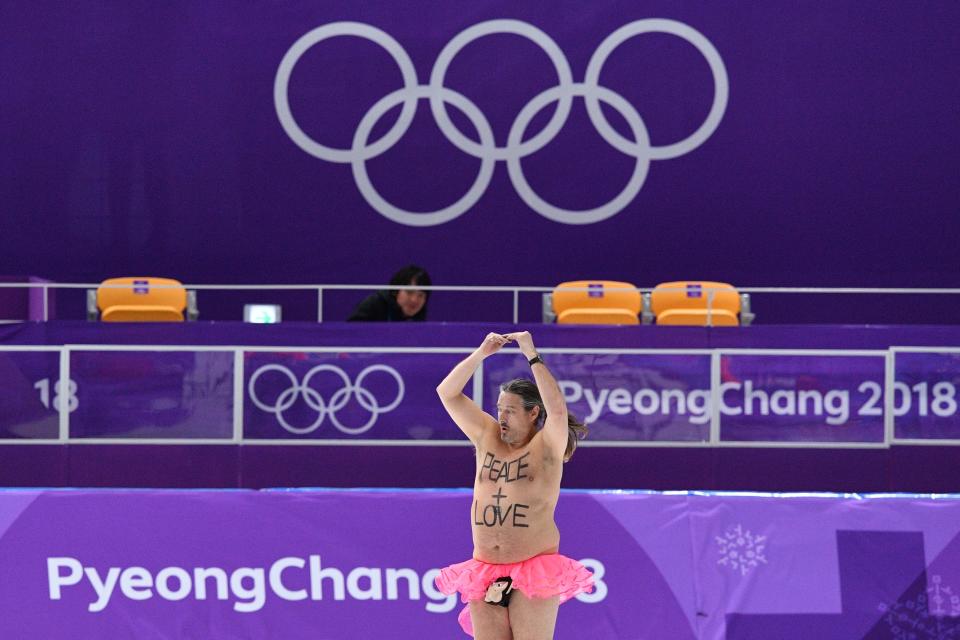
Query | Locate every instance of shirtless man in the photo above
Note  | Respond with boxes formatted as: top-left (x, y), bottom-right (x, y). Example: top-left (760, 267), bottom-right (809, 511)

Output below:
top-left (435, 331), bottom-right (593, 639)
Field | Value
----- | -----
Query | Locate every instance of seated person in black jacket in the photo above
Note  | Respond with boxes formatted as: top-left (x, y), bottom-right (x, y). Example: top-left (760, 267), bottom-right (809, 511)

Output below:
top-left (348, 265), bottom-right (432, 321)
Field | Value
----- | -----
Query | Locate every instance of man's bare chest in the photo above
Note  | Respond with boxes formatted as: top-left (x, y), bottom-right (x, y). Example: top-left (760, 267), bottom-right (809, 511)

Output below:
top-left (476, 449), bottom-right (537, 485)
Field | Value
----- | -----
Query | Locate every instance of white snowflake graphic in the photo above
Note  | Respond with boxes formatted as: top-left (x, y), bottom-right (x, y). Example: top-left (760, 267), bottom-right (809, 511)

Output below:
top-left (876, 575), bottom-right (960, 639)
top-left (716, 523), bottom-right (768, 577)
top-left (929, 575), bottom-right (960, 618)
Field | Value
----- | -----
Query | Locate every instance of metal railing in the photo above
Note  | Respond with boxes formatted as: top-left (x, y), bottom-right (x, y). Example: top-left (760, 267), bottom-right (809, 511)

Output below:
top-left (1, 281), bottom-right (959, 324)
top-left (0, 343), bottom-right (957, 447)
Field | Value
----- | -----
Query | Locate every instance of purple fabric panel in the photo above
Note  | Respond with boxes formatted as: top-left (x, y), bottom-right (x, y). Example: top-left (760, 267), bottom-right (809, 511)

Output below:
top-left (242, 351), bottom-right (462, 441)
top-left (719, 354), bottom-right (885, 443)
top-left (486, 352), bottom-right (712, 441)
top-left (1, 320), bottom-right (960, 349)
top-left (0, 351), bottom-right (60, 439)
top-left (711, 448), bottom-right (891, 493)
top-left (0, 490), bottom-right (958, 638)
top-left (0, 321), bottom-right (956, 490)
top-left (691, 495), bottom-right (960, 639)
top-left (706, 324), bottom-right (960, 350)
top-left (734, 294), bottom-right (960, 326)
top-left (0, 446), bottom-right (68, 486)
top-left (1, 2), bottom-right (959, 322)
top-left (561, 447), bottom-right (716, 491)
top-left (0, 442), bottom-right (956, 492)
top-left (0, 278), bottom-right (29, 319)
top-left (66, 445), bottom-right (240, 488)
top-left (69, 351), bottom-right (235, 439)
top-left (893, 352), bottom-right (960, 440)
top-left (238, 445), bottom-right (473, 490)
top-left (888, 446), bottom-right (960, 494)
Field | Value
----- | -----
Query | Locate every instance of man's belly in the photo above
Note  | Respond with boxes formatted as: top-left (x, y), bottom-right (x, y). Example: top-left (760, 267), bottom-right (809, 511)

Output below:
top-left (470, 491), bottom-right (559, 564)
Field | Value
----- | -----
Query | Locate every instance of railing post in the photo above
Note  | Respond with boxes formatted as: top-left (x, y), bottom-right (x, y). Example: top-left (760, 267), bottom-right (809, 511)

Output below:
top-left (233, 349), bottom-right (244, 443)
top-left (710, 350), bottom-right (721, 444)
top-left (317, 287), bottom-right (323, 323)
top-left (473, 360), bottom-right (484, 406)
top-left (513, 290), bottom-right (519, 324)
top-left (59, 347), bottom-right (70, 441)
top-left (884, 350), bottom-right (895, 446)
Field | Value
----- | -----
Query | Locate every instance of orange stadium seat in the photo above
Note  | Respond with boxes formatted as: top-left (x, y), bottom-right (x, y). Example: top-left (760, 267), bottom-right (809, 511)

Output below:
top-left (88, 277), bottom-right (197, 322)
top-left (550, 280), bottom-right (641, 325)
top-left (647, 281), bottom-right (749, 326)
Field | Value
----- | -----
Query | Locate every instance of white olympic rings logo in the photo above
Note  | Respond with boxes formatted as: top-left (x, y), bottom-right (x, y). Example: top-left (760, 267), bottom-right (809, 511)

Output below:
top-left (247, 364), bottom-right (404, 435)
top-left (274, 19), bottom-right (728, 226)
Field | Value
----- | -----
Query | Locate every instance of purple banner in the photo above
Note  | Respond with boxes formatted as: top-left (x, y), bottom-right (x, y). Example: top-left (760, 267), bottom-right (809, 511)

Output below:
top-left (0, 489), bottom-right (959, 638)
top-left (0, 350), bottom-right (60, 439)
top-left (69, 350), bottom-right (234, 439)
top-left (894, 351), bottom-right (960, 441)
top-left (6, 344), bottom-right (957, 445)
top-left (2, 3), bottom-right (959, 326)
top-left (484, 352), bottom-right (711, 441)
top-left (719, 353), bottom-right (886, 444)
top-left (243, 351), bottom-right (466, 440)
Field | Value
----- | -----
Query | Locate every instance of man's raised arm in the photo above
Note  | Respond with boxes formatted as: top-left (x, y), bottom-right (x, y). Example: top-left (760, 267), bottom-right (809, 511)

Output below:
top-left (505, 331), bottom-right (569, 456)
top-left (436, 333), bottom-right (508, 444)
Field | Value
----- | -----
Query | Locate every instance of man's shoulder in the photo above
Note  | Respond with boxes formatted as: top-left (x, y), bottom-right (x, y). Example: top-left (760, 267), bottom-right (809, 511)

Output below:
top-left (475, 427), bottom-right (504, 454)
top-left (527, 431), bottom-right (564, 466)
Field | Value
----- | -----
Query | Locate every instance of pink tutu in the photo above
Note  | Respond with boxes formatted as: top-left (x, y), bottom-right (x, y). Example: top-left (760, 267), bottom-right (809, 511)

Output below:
top-left (435, 553), bottom-right (595, 636)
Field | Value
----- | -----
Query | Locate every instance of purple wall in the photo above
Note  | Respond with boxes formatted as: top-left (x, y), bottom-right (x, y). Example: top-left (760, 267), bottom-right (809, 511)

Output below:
top-left (1, 1), bottom-right (958, 298)
top-left (5, 489), bottom-right (959, 639)
top-left (0, 443), bottom-right (957, 494)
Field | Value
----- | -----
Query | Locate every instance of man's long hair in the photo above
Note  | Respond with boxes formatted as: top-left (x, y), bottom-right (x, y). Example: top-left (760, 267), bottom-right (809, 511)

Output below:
top-left (499, 378), bottom-right (588, 461)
